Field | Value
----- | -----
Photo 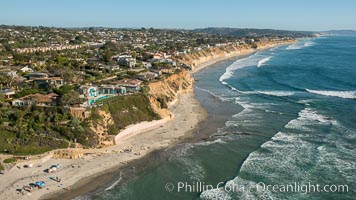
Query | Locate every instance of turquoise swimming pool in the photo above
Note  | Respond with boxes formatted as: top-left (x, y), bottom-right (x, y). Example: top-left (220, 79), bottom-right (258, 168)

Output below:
top-left (96, 95), bottom-right (110, 101)
top-left (88, 95), bottom-right (111, 105)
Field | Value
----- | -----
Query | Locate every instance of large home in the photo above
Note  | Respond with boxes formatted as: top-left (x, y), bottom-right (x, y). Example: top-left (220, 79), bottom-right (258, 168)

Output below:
top-left (12, 93), bottom-right (59, 106)
top-left (79, 86), bottom-right (99, 97)
top-left (99, 85), bottom-right (127, 95)
top-left (79, 85), bottom-right (127, 107)
top-left (33, 77), bottom-right (64, 88)
top-left (117, 55), bottom-right (136, 68)
top-left (112, 79), bottom-right (142, 92)
top-left (136, 71), bottom-right (158, 81)
top-left (151, 58), bottom-right (177, 67)
top-left (28, 72), bottom-right (48, 80)
top-left (1, 89), bottom-right (16, 99)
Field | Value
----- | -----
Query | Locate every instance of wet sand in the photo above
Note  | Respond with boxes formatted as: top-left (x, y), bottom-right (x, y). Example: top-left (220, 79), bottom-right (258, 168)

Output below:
top-left (0, 42), bottom-right (294, 200)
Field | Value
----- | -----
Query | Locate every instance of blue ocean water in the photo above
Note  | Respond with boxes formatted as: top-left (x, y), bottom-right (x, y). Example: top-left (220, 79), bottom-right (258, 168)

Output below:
top-left (199, 36), bottom-right (356, 199)
top-left (90, 36), bottom-right (356, 200)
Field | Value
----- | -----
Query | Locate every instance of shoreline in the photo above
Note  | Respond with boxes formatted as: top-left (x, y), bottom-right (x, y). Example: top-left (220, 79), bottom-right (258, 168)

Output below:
top-left (0, 41), bottom-right (295, 200)
top-left (190, 40), bottom-right (295, 74)
top-left (0, 90), bottom-right (207, 200)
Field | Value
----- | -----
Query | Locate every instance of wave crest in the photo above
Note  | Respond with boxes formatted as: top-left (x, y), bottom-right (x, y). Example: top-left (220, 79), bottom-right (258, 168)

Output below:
top-left (306, 89), bottom-right (356, 99)
top-left (257, 56), bottom-right (272, 67)
top-left (286, 41), bottom-right (315, 50)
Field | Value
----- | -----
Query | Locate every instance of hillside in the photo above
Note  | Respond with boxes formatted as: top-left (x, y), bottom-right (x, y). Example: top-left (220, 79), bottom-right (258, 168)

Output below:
top-left (193, 27), bottom-right (315, 38)
top-left (322, 30), bottom-right (356, 36)
top-left (176, 39), bottom-right (295, 70)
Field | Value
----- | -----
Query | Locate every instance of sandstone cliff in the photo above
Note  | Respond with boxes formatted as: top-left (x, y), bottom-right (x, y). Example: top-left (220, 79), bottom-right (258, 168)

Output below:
top-left (86, 40), bottom-right (294, 147)
top-left (148, 69), bottom-right (193, 118)
top-left (176, 40), bottom-right (295, 71)
top-left (89, 110), bottom-right (115, 147)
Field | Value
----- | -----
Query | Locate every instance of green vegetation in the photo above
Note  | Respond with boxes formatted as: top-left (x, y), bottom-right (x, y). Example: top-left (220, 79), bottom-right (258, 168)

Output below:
top-left (0, 105), bottom-right (97, 155)
top-left (108, 124), bottom-right (119, 135)
top-left (13, 88), bottom-right (43, 98)
top-left (0, 163), bottom-right (4, 171)
top-left (59, 91), bottom-right (83, 106)
top-left (0, 93), bottom-right (160, 155)
top-left (0, 25), bottom-right (303, 156)
top-left (99, 94), bottom-right (160, 130)
top-left (3, 157), bottom-right (16, 163)
top-left (53, 84), bottom-right (75, 95)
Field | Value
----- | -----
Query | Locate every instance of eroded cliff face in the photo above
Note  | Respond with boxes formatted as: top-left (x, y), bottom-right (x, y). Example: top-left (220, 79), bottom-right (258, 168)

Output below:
top-left (89, 110), bottom-right (115, 147)
top-left (176, 40), bottom-right (295, 70)
top-left (148, 69), bottom-right (193, 118)
top-left (84, 40), bottom-right (295, 147)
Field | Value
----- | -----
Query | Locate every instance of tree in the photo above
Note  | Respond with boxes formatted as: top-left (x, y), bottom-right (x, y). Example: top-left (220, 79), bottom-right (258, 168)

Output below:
top-left (0, 75), bottom-right (14, 89)
top-left (63, 71), bottom-right (75, 83)
top-left (59, 91), bottom-right (83, 106)
top-left (0, 93), bottom-right (5, 103)
top-left (53, 84), bottom-right (74, 95)
top-left (100, 50), bottom-right (114, 64)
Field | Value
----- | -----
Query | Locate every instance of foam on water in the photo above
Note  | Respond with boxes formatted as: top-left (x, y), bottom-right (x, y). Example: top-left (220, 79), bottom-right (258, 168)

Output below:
top-left (228, 88), bottom-right (296, 97)
top-left (264, 109), bottom-right (284, 115)
top-left (172, 144), bottom-right (207, 181)
top-left (194, 138), bottom-right (226, 146)
top-left (200, 188), bottom-right (232, 200)
top-left (257, 56), bottom-right (272, 67)
top-left (306, 89), bottom-right (356, 99)
top-left (178, 156), bottom-right (206, 182)
top-left (219, 54), bottom-right (259, 82)
top-left (105, 171), bottom-right (123, 191)
top-left (95, 36), bottom-right (356, 200)
top-left (230, 97), bottom-right (258, 118)
top-left (286, 40), bottom-right (315, 50)
top-left (304, 41), bottom-right (315, 47)
top-left (200, 176), bottom-right (273, 200)
top-left (256, 90), bottom-right (295, 97)
top-left (205, 103), bottom-right (354, 199)
top-left (195, 86), bottom-right (229, 102)
top-left (226, 96), bottom-right (275, 130)
top-left (285, 107), bottom-right (337, 131)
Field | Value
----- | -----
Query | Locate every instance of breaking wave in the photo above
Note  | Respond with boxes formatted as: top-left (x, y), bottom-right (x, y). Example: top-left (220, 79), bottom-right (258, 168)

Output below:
top-left (257, 56), bottom-right (272, 67)
top-left (306, 89), bottom-right (356, 99)
top-left (256, 90), bottom-right (295, 97)
top-left (105, 171), bottom-right (123, 191)
top-left (286, 40), bottom-right (315, 50)
top-left (219, 54), bottom-right (258, 82)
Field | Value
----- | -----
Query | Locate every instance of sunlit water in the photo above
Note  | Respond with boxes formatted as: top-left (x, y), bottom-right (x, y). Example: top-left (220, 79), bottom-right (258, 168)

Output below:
top-left (84, 36), bottom-right (356, 200)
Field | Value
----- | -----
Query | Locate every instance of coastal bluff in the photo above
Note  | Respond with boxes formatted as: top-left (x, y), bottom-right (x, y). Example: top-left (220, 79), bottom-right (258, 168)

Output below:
top-left (148, 69), bottom-right (193, 118)
top-left (176, 39), bottom-right (295, 71)
top-left (78, 69), bottom-right (193, 146)
top-left (114, 70), bottom-right (193, 144)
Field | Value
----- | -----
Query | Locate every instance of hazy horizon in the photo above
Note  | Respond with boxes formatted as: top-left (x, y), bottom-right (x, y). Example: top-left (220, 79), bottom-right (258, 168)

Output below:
top-left (1, 24), bottom-right (355, 33)
top-left (1, 0), bottom-right (356, 31)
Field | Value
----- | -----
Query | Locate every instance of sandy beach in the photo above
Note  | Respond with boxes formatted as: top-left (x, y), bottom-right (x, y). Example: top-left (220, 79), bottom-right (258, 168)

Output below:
top-left (0, 90), bottom-right (207, 200)
top-left (0, 41), bottom-right (294, 200)
top-left (190, 42), bottom-right (293, 74)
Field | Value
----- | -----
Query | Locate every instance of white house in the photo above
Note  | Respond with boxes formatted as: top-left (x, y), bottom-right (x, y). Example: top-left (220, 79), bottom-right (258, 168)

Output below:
top-left (20, 66), bottom-right (34, 73)
top-left (117, 55), bottom-right (136, 68)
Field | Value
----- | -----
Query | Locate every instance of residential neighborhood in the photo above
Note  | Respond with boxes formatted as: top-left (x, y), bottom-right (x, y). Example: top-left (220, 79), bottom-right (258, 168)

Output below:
top-left (0, 25), bottom-right (310, 156)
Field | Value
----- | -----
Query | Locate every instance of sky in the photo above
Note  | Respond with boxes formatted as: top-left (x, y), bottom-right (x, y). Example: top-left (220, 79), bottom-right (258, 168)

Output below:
top-left (1, 0), bottom-right (355, 31)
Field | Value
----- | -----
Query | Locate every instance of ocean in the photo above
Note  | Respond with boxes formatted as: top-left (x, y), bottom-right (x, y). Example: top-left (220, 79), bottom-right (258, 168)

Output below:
top-left (84, 36), bottom-right (356, 200)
